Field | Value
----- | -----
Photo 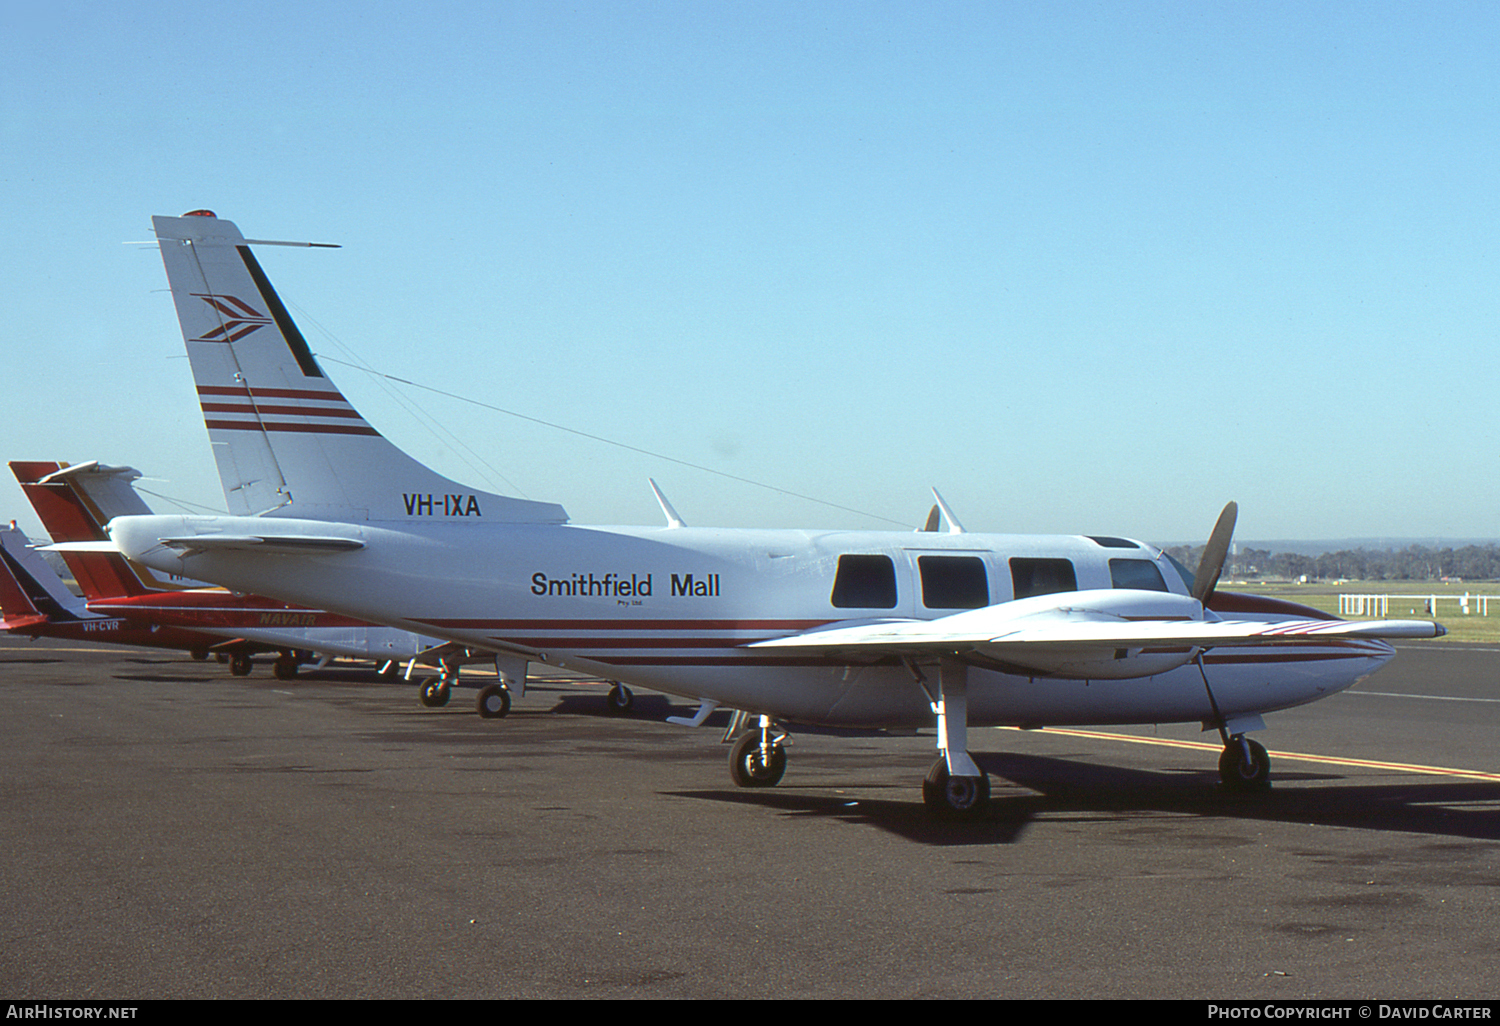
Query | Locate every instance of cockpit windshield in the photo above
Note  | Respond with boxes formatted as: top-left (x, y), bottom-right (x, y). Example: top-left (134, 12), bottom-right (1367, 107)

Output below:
top-left (1163, 551), bottom-right (1197, 593)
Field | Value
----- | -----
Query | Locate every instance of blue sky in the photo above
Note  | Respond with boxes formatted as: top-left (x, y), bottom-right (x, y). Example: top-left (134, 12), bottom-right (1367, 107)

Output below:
top-left (4, 1), bottom-right (1497, 545)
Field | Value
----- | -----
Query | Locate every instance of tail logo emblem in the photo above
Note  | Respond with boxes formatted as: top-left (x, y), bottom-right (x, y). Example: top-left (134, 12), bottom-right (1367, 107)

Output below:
top-left (190, 294), bottom-right (272, 343)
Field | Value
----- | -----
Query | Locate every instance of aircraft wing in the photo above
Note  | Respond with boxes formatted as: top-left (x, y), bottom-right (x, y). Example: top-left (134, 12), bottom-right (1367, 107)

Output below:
top-left (746, 589), bottom-right (1444, 679)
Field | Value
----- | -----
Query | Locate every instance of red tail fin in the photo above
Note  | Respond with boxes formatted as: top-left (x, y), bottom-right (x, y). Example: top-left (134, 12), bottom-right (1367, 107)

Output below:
top-left (10, 461), bottom-right (158, 600)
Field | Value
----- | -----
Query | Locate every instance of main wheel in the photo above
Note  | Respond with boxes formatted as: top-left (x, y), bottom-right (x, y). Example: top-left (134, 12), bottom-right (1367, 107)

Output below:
top-left (273, 657), bottom-right (299, 680)
top-left (419, 679), bottom-right (451, 708)
top-left (728, 730), bottom-right (787, 787)
top-left (1219, 737), bottom-right (1271, 791)
top-left (604, 683), bottom-right (634, 716)
top-left (229, 653), bottom-right (253, 677)
top-left (476, 684), bottom-right (510, 718)
top-left (922, 759), bottom-right (991, 818)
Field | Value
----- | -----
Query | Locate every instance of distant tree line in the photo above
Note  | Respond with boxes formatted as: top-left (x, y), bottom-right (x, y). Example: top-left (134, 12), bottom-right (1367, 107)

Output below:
top-left (1161, 543), bottom-right (1500, 583)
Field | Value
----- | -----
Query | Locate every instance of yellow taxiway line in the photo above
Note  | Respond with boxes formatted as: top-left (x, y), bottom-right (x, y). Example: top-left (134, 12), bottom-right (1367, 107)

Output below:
top-left (996, 725), bottom-right (1500, 783)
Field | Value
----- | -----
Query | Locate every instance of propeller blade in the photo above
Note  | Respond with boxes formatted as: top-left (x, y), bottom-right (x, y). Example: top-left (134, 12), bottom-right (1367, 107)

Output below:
top-left (1192, 501), bottom-right (1238, 604)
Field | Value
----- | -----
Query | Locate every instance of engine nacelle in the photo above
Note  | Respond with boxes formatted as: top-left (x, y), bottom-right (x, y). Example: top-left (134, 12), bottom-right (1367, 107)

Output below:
top-left (969, 588), bottom-right (1206, 680)
top-left (981, 642), bottom-right (1199, 680)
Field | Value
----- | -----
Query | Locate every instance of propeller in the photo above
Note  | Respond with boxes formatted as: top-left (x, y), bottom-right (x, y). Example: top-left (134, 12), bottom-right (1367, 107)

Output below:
top-left (1191, 501), bottom-right (1238, 605)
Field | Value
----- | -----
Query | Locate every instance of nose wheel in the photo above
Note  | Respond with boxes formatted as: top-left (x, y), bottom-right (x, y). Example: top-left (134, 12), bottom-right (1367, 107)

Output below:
top-left (1219, 736), bottom-right (1271, 791)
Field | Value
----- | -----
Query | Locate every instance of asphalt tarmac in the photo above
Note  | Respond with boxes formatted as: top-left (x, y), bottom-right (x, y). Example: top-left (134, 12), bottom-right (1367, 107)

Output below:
top-left (2, 638), bottom-right (1497, 1000)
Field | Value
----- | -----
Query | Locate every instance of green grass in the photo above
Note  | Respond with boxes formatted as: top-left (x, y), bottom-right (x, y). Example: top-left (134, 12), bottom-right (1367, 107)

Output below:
top-left (1225, 579), bottom-right (1498, 643)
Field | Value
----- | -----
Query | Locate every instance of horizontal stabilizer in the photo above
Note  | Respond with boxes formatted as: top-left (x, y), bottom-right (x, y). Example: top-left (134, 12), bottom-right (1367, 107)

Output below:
top-left (44, 541), bottom-right (120, 552)
top-left (157, 534), bottom-right (366, 555)
top-left (55, 535), bottom-right (364, 556)
top-left (1, 612), bottom-right (51, 631)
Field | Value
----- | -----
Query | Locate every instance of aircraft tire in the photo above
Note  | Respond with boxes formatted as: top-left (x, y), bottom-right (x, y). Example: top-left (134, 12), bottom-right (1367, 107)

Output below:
top-left (229, 653), bottom-right (253, 677)
top-left (922, 759), bottom-right (991, 819)
top-left (273, 657), bottom-right (299, 681)
top-left (419, 679), bottom-right (451, 708)
top-left (604, 683), bottom-right (634, 716)
top-left (477, 684), bottom-right (510, 719)
top-left (728, 730), bottom-right (786, 788)
top-left (1218, 738), bottom-right (1271, 792)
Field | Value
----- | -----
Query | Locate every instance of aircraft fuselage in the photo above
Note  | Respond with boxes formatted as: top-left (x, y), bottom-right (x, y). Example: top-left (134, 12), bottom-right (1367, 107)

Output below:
top-left (106, 513), bottom-right (1393, 729)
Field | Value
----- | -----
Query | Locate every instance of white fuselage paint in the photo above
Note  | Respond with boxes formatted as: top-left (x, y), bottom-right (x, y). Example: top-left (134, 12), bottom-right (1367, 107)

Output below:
top-left (106, 514), bottom-right (1392, 729)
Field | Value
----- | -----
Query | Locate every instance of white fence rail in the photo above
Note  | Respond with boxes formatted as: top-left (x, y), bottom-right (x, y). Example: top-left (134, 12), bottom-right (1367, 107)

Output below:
top-left (1339, 593), bottom-right (1493, 617)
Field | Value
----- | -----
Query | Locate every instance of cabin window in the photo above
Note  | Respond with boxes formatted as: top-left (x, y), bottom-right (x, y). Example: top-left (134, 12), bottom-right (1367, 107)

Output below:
top-left (830, 554), bottom-right (898, 608)
top-left (1109, 558), bottom-right (1168, 592)
top-left (917, 555), bottom-right (989, 609)
top-left (1010, 557), bottom-right (1077, 600)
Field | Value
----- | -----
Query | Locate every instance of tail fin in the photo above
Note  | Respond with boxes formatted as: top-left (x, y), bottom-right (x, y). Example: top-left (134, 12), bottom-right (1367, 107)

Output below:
top-left (0, 523), bottom-right (87, 625)
top-left (10, 460), bottom-right (203, 599)
top-left (151, 211), bottom-right (568, 524)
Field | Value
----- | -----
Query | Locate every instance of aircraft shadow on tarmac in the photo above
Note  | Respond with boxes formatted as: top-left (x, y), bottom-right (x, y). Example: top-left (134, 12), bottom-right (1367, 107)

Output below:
top-left (670, 751), bottom-right (1500, 848)
top-left (90, 660), bottom-right (1500, 848)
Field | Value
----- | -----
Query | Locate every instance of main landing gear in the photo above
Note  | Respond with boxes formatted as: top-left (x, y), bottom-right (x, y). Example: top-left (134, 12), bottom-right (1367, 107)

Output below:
top-left (223, 649), bottom-right (307, 680)
top-left (923, 759), bottom-right (991, 817)
top-left (415, 656), bottom-right (520, 716)
top-left (604, 682), bottom-right (635, 716)
top-left (720, 655), bottom-right (994, 820)
top-left (727, 714), bottom-right (788, 787)
top-left (413, 657), bottom-right (634, 719)
top-left (416, 674), bottom-right (517, 718)
top-left (918, 655), bottom-right (992, 818)
top-left (476, 683), bottom-right (510, 718)
top-left (419, 675), bottom-right (454, 708)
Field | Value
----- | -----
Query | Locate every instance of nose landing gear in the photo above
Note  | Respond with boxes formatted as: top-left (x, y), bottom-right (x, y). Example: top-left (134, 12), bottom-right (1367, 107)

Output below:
top-left (1218, 735), bottom-right (1271, 791)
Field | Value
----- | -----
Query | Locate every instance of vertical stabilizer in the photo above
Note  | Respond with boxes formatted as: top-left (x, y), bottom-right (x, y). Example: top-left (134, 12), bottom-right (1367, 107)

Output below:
top-left (151, 212), bottom-right (568, 524)
top-left (0, 524), bottom-right (88, 623)
top-left (11, 461), bottom-right (207, 599)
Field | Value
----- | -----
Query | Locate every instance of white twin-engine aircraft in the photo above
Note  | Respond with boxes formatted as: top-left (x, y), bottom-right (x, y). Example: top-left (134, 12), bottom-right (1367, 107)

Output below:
top-left (102, 211), bottom-right (1445, 818)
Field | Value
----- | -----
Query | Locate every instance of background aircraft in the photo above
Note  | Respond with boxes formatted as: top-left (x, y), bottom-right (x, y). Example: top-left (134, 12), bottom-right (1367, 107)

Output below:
top-left (102, 212), bottom-right (1444, 818)
top-left (17, 458), bottom-right (636, 712)
top-left (0, 520), bottom-right (231, 656)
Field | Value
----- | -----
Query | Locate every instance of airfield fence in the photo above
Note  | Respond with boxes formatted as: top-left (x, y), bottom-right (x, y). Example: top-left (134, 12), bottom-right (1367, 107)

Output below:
top-left (1339, 593), bottom-right (1493, 618)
